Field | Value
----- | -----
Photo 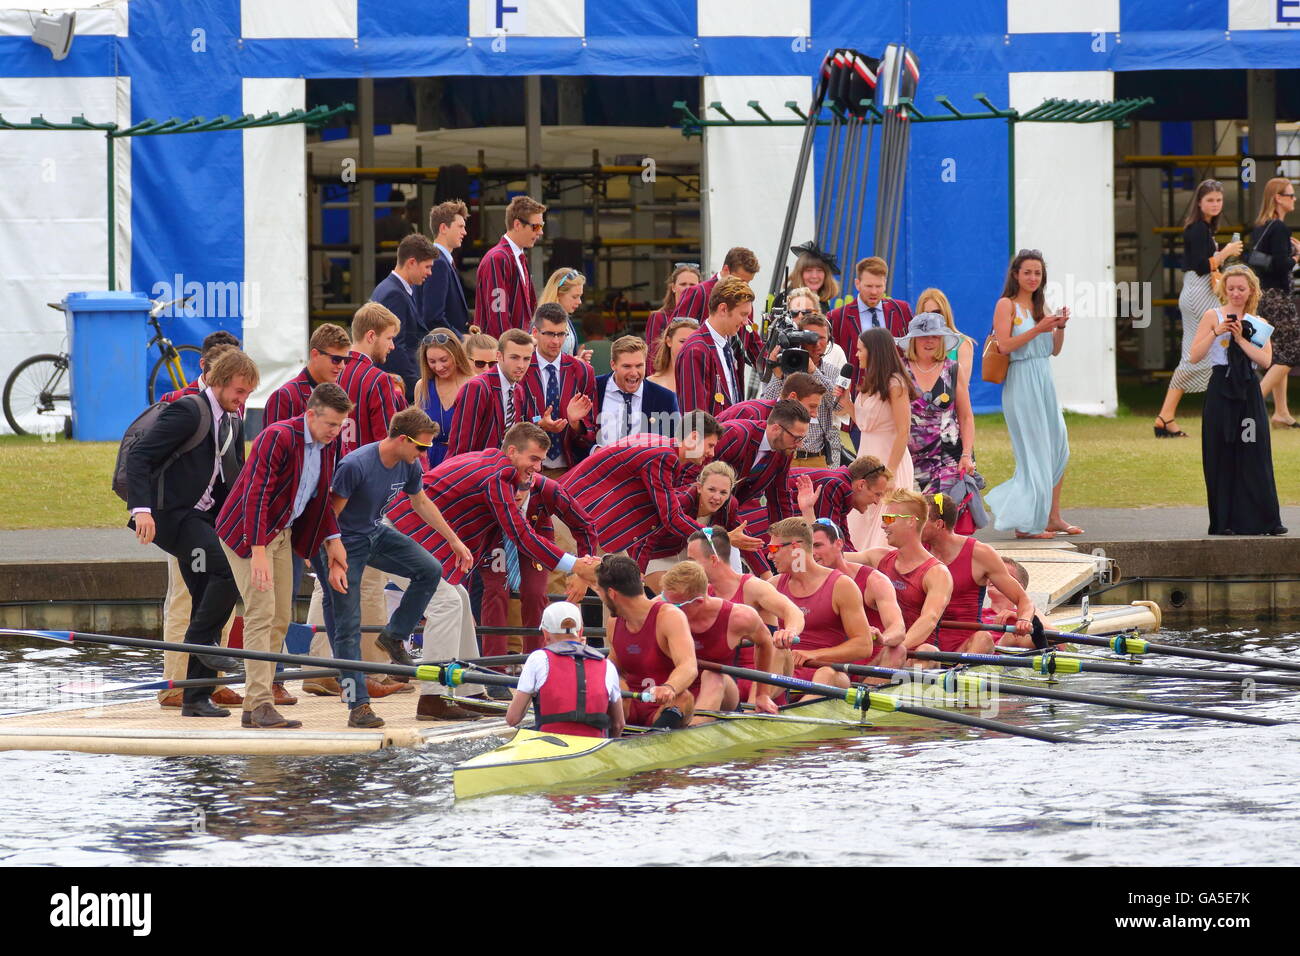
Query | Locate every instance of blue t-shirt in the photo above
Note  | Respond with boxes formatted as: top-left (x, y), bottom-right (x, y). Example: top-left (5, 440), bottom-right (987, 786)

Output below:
top-left (331, 443), bottom-right (423, 540)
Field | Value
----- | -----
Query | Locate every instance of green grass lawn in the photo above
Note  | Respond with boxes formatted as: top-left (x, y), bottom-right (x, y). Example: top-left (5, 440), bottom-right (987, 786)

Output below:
top-left (3, 380), bottom-right (1298, 529)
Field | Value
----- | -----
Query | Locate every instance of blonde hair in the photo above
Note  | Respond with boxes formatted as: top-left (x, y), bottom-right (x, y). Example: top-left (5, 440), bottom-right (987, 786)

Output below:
top-left (352, 302), bottom-right (400, 342)
top-left (888, 488), bottom-right (928, 521)
top-left (309, 323), bottom-right (351, 354)
top-left (415, 329), bottom-right (474, 406)
top-left (653, 318), bottom-right (699, 375)
top-left (915, 288), bottom-right (957, 334)
top-left (610, 335), bottom-right (648, 362)
top-left (786, 286), bottom-right (820, 313)
top-left (768, 517), bottom-right (813, 550)
top-left (540, 267), bottom-right (585, 309)
top-left (697, 460), bottom-right (736, 491)
top-left (1216, 265), bottom-right (1262, 316)
top-left (786, 253), bottom-right (840, 304)
top-left (1256, 176), bottom-right (1295, 226)
top-left (661, 560), bottom-right (709, 599)
top-left (463, 332), bottom-right (498, 356)
top-left (205, 349), bottom-right (261, 389)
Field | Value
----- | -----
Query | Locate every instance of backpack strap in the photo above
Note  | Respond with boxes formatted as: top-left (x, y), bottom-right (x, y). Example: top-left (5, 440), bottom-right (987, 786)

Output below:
top-left (156, 393), bottom-right (212, 511)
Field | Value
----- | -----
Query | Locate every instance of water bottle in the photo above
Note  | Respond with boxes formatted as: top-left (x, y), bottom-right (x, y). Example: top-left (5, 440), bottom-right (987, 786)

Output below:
top-left (1230, 232), bottom-right (1241, 264)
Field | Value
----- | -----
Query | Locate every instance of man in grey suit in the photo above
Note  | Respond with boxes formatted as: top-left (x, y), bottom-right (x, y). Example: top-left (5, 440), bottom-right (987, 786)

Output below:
top-left (374, 232), bottom-right (436, 398)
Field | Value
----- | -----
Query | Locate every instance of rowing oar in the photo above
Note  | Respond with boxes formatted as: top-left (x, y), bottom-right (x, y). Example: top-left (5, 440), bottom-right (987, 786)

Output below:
top-left (58, 669), bottom-right (342, 696)
top-left (943, 619), bottom-right (1300, 674)
top-left (284, 623), bottom-right (606, 641)
top-left (907, 648), bottom-right (1300, 688)
top-left (823, 663), bottom-right (1286, 727)
top-left (694, 660), bottom-right (1082, 744)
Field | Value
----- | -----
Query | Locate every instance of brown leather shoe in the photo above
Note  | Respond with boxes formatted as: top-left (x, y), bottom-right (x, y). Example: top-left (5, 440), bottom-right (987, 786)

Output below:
top-left (348, 703), bottom-right (384, 728)
top-left (160, 692), bottom-right (182, 708)
top-left (416, 695), bottom-right (483, 722)
top-left (367, 677), bottom-right (414, 698)
top-left (272, 682), bottom-right (298, 705)
top-left (302, 677), bottom-right (342, 696)
top-left (455, 695), bottom-right (509, 716)
top-left (212, 686), bottom-right (244, 706)
top-left (241, 703), bottom-right (303, 729)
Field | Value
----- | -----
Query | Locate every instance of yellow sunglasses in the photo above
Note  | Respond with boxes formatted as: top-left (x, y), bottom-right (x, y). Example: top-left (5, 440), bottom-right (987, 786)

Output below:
top-left (403, 434), bottom-right (435, 449)
top-left (880, 513), bottom-right (916, 526)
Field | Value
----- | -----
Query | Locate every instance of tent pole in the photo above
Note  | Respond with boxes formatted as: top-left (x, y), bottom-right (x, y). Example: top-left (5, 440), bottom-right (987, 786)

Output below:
top-left (106, 133), bottom-right (115, 291)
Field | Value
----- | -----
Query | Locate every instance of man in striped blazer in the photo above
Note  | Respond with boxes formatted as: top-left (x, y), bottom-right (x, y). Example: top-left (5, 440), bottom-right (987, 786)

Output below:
top-left (264, 323), bottom-right (352, 426)
top-left (475, 194), bottom-right (545, 339)
top-left (386, 423), bottom-right (600, 718)
top-left (716, 372), bottom-right (824, 423)
top-left (674, 246), bottom-right (765, 374)
top-left (710, 400), bottom-right (810, 540)
top-left (445, 328), bottom-right (534, 457)
top-left (828, 256), bottom-right (913, 389)
top-left (336, 302), bottom-right (408, 458)
top-left (558, 411), bottom-right (723, 555)
top-left (791, 455), bottom-right (892, 553)
top-left (676, 276), bottom-right (756, 416)
top-left (216, 384), bottom-right (353, 728)
top-left (521, 303), bottom-right (597, 469)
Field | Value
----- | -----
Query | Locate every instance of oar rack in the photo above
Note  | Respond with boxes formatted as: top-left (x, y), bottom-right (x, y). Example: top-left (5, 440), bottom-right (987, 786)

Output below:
top-left (674, 94), bottom-right (1154, 256)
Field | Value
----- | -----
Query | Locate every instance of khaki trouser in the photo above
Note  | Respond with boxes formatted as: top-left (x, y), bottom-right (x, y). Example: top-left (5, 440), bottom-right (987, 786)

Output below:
top-left (221, 530), bottom-right (294, 712)
top-left (306, 565), bottom-right (388, 661)
top-left (158, 554), bottom-right (235, 703)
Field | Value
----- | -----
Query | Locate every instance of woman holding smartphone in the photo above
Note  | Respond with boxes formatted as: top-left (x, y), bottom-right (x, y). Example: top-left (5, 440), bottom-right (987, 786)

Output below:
top-left (1188, 265), bottom-right (1287, 536)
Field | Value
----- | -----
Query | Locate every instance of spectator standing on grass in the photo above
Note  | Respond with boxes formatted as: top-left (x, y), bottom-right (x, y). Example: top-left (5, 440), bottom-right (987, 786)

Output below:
top-left (1250, 177), bottom-right (1300, 428)
top-left (983, 250), bottom-right (1082, 539)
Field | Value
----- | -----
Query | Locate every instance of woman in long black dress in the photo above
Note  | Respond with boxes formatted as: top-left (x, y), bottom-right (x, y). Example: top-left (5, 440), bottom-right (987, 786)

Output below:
top-left (1250, 176), bottom-right (1300, 427)
top-left (1188, 265), bottom-right (1287, 536)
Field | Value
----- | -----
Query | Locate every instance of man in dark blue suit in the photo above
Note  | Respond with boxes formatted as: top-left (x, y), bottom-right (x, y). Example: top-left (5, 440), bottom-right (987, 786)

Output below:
top-left (594, 335), bottom-right (679, 447)
top-left (417, 200), bottom-right (472, 338)
top-left (374, 232), bottom-right (436, 398)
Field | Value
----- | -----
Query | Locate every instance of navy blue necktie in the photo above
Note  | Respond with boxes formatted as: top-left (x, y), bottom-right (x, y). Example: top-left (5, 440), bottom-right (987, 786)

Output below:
top-left (545, 364), bottom-right (560, 416)
top-left (621, 390), bottom-right (634, 438)
top-left (721, 340), bottom-right (737, 401)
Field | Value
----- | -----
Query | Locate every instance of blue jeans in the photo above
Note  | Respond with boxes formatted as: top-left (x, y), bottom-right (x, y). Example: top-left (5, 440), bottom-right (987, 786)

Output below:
top-left (329, 524), bottom-right (442, 708)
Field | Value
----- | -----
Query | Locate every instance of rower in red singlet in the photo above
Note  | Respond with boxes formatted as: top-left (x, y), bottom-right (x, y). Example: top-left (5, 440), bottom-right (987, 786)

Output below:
top-left (809, 518), bottom-right (908, 672)
top-left (920, 493), bottom-right (1038, 653)
top-left (660, 560), bottom-right (777, 720)
top-left (766, 517), bottom-right (874, 691)
top-left (597, 555), bottom-right (698, 728)
top-left (849, 489), bottom-right (951, 668)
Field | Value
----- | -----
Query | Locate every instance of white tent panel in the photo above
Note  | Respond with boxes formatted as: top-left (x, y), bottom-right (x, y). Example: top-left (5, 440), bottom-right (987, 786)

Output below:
top-left (1229, 1), bottom-right (1300, 30)
top-left (240, 0), bottom-right (357, 40)
top-left (1010, 70), bottom-right (1117, 417)
top-left (698, 1), bottom-right (809, 37)
top-left (0, 75), bottom-right (130, 434)
top-left (1007, 0), bottom-right (1118, 34)
top-left (701, 75), bottom-right (815, 293)
top-left (0, 0), bottom-right (128, 36)
top-left (242, 76), bottom-right (308, 410)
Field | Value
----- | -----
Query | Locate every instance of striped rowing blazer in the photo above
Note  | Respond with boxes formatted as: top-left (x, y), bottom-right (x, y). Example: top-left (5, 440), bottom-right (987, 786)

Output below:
top-left (264, 367), bottom-right (319, 427)
top-left (215, 414), bottom-right (340, 559)
top-left (520, 352), bottom-right (598, 465)
top-left (474, 236), bottom-right (537, 339)
top-left (445, 370), bottom-right (530, 458)
top-left (336, 350), bottom-right (407, 457)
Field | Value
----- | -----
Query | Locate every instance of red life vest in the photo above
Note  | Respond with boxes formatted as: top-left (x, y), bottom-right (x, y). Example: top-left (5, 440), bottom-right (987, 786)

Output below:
top-left (533, 644), bottom-right (612, 738)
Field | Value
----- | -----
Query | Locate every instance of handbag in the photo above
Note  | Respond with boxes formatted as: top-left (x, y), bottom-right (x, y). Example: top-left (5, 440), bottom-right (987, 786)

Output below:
top-left (1246, 219), bottom-right (1281, 272)
top-left (981, 333), bottom-right (1008, 385)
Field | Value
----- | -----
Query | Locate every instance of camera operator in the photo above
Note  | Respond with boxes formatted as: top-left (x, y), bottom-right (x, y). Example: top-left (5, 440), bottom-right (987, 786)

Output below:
top-left (760, 312), bottom-right (853, 469)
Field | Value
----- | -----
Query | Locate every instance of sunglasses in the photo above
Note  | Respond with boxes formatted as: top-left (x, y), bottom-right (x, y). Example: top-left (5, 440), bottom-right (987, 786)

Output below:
top-left (856, 465), bottom-right (886, 480)
top-left (473, 359), bottom-right (499, 370)
top-left (674, 262), bottom-right (701, 270)
top-left (700, 525), bottom-right (722, 559)
top-left (1016, 249), bottom-right (1042, 259)
top-left (813, 517), bottom-right (840, 539)
top-left (664, 593), bottom-right (704, 609)
top-left (526, 221), bottom-right (545, 232)
top-left (318, 352), bottom-right (352, 366)
top-left (880, 513), bottom-right (916, 526)
top-left (402, 434), bottom-right (434, 449)
top-left (766, 540), bottom-right (796, 555)
top-left (423, 332), bottom-right (456, 347)
top-left (560, 269), bottom-right (582, 284)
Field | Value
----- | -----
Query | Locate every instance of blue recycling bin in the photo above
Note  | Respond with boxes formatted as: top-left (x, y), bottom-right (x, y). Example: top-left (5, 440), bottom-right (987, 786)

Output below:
top-left (64, 291), bottom-right (152, 441)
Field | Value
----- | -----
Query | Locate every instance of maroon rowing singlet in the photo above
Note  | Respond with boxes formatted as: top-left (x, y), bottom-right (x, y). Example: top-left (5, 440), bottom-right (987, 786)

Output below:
top-left (934, 536), bottom-right (981, 652)
top-left (848, 562), bottom-right (884, 633)
top-left (876, 550), bottom-right (940, 639)
top-left (773, 569), bottom-right (844, 652)
top-left (691, 600), bottom-right (735, 664)
top-left (708, 572), bottom-right (753, 603)
top-left (612, 602), bottom-right (673, 696)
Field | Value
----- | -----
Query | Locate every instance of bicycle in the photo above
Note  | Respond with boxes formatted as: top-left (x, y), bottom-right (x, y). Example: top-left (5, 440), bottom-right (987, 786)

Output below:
top-left (2, 296), bottom-right (200, 436)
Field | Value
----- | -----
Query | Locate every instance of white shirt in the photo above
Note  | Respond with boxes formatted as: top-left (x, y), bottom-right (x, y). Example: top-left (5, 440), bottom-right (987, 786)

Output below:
top-left (434, 241), bottom-right (455, 267)
top-left (504, 234), bottom-right (531, 287)
top-left (195, 388), bottom-right (233, 513)
top-left (390, 269), bottom-right (413, 297)
top-left (598, 378), bottom-right (645, 447)
top-left (517, 646), bottom-right (622, 704)
top-left (857, 296), bottom-right (884, 333)
top-left (704, 320), bottom-right (739, 402)
top-left (536, 352), bottom-right (568, 467)
top-left (754, 432), bottom-right (773, 468)
top-left (496, 367), bottom-right (517, 424)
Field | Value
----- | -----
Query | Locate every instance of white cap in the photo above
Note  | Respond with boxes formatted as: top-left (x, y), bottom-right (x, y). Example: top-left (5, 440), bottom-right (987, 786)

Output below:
top-left (540, 601), bottom-right (584, 636)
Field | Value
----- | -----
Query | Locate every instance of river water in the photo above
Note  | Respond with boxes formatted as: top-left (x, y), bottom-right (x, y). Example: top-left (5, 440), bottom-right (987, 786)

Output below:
top-left (2, 626), bottom-right (1298, 866)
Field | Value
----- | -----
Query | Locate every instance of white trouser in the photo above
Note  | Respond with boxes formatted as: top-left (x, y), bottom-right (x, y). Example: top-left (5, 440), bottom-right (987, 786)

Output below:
top-left (385, 576), bottom-right (485, 697)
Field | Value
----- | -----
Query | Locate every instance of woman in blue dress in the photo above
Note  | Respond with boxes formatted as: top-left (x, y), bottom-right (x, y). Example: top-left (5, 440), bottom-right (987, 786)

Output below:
top-left (412, 329), bottom-right (475, 468)
top-left (983, 250), bottom-right (1083, 539)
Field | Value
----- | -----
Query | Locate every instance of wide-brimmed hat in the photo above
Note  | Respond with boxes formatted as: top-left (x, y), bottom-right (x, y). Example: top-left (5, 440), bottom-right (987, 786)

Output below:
top-left (895, 312), bottom-right (960, 352)
top-left (789, 240), bottom-right (841, 276)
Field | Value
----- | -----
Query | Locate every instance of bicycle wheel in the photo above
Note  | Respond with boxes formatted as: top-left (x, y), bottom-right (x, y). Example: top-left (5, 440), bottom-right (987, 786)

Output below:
top-left (148, 345), bottom-right (203, 403)
top-left (3, 353), bottom-right (71, 436)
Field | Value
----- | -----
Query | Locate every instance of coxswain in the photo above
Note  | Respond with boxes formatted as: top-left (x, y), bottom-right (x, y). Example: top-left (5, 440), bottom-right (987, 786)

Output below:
top-left (659, 560), bottom-right (778, 720)
top-left (506, 601), bottom-right (624, 738)
top-left (598, 555), bottom-right (698, 728)
top-left (766, 517), bottom-right (874, 691)
top-left (919, 494), bottom-right (1037, 652)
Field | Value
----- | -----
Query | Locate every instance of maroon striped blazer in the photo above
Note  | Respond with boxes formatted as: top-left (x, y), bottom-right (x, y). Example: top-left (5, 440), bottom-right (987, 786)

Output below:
top-left (828, 297), bottom-right (913, 389)
top-left (386, 449), bottom-right (586, 586)
top-left (215, 415), bottom-right (340, 559)
top-left (717, 398), bottom-right (775, 423)
top-left (558, 434), bottom-right (703, 553)
top-left (474, 236), bottom-right (537, 339)
top-left (790, 466), bottom-right (860, 551)
top-left (675, 272), bottom-right (764, 366)
top-left (675, 325), bottom-right (738, 417)
top-left (711, 418), bottom-right (798, 535)
top-left (645, 308), bottom-right (669, 365)
top-left (336, 351), bottom-right (407, 457)
top-left (264, 368), bottom-right (319, 426)
top-left (159, 380), bottom-right (201, 404)
top-left (445, 370), bottom-right (530, 458)
top-left (629, 486), bottom-right (739, 569)
top-left (520, 353), bottom-right (597, 465)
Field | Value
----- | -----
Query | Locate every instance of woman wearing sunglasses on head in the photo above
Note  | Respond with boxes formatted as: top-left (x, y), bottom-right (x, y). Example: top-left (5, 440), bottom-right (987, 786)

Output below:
top-left (412, 329), bottom-right (475, 468)
top-left (539, 267), bottom-right (590, 361)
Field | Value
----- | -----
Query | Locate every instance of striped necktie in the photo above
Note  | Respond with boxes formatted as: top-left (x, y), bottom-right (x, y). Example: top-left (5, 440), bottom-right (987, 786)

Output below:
top-left (504, 384), bottom-right (515, 428)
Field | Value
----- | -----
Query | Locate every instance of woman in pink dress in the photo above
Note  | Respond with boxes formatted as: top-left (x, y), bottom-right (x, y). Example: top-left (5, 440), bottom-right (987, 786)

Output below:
top-left (848, 327), bottom-right (917, 551)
